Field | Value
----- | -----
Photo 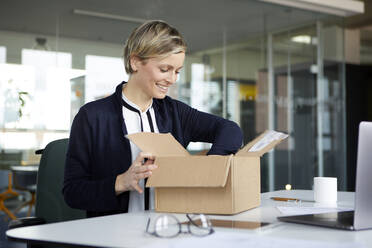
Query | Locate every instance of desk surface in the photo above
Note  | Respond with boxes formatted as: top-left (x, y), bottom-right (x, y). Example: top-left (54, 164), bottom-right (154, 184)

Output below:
top-left (6, 190), bottom-right (370, 248)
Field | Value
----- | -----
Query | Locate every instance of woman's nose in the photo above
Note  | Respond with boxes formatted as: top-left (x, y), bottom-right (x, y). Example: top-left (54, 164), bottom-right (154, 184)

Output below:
top-left (167, 71), bottom-right (177, 84)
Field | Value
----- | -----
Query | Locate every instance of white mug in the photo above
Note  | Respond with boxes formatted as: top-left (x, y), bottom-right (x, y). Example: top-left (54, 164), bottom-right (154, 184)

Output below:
top-left (313, 177), bottom-right (337, 204)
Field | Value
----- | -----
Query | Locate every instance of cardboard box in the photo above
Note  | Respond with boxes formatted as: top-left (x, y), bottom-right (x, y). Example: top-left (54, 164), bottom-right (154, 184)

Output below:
top-left (127, 130), bottom-right (287, 215)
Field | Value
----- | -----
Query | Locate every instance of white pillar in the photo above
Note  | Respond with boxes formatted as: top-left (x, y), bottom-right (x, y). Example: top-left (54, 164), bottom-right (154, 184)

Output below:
top-left (267, 33), bottom-right (275, 191)
top-left (222, 29), bottom-right (227, 119)
top-left (316, 21), bottom-right (324, 177)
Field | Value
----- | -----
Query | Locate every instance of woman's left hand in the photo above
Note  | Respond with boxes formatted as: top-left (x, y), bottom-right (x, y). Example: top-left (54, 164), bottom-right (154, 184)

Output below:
top-left (114, 152), bottom-right (157, 195)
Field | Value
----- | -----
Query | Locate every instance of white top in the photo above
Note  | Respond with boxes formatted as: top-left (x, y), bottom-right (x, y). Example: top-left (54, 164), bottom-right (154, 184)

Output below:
top-left (122, 92), bottom-right (158, 212)
top-left (7, 190), bottom-right (371, 248)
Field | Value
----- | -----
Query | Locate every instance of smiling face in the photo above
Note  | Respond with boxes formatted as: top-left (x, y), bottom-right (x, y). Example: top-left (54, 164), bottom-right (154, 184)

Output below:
top-left (131, 52), bottom-right (185, 99)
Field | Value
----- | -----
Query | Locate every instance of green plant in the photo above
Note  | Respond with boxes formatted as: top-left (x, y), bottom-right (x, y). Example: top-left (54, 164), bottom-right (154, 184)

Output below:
top-left (18, 91), bottom-right (29, 118)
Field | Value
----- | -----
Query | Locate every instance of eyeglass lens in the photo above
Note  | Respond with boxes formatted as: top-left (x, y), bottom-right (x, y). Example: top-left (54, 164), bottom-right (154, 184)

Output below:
top-left (149, 214), bottom-right (213, 238)
top-left (154, 215), bottom-right (180, 238)
top-left (187, 214), bottom-right (213, 236)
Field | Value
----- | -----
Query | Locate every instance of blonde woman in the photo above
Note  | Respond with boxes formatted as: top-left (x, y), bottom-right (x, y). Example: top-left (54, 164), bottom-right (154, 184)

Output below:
top-left (63, 20), bottom-right (243, 217)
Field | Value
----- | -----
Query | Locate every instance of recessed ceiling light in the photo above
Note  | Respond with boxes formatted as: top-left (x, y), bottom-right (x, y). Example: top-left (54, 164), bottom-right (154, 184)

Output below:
top-left (291, 35), bottom-right (311, 44)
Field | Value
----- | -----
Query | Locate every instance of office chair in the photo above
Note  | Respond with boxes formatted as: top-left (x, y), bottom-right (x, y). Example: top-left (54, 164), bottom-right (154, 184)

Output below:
top-left (8, 139), bottom-right (85, 230)
top-left (11, 165), bottom-right (38, 218)
top-left (0, 151), bottom-right (23, 220)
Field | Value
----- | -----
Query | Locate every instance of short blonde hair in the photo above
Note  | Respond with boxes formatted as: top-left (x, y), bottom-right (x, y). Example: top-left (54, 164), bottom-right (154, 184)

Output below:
top-left (123, 20), bottom-right (187, 74)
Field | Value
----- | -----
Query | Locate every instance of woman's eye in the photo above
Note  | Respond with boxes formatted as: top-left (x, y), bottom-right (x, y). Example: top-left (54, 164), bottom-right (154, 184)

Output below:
top-left (160, 68), bottom-right (168, 73)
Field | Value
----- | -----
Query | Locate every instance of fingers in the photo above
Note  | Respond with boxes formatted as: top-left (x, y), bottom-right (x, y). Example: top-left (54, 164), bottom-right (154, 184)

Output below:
top-left (134, 171), bottom-right (152, 181)
top-left (143, 159), bottom-right (155, 165)
top-left (124, 152), bottom-right (157, 194)
top-left (132, 183), bottom-right (143, 194)
top-left (133, 165), bottom-right (156, 180)
top-left (134, 152), bottom-right (155, 164)
top-left (131, 170), bottom-right (153, 193)
top-left (134, 164), bottom-right (157, 173)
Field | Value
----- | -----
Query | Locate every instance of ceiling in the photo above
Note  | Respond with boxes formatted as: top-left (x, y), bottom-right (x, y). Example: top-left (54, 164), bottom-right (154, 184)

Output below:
top-left (1, 0), bottom-right (333, 53)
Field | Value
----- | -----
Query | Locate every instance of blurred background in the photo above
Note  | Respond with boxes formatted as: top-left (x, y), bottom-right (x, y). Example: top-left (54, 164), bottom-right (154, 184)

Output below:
top-left (0, 0), bottom-right (371, 203)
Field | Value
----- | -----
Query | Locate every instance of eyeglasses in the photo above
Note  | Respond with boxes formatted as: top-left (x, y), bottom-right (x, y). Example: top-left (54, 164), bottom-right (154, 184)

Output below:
top-left (146, 214), bottom-right (215, 238)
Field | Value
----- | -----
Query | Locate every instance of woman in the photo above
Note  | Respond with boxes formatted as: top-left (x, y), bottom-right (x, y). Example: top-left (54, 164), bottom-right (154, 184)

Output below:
top-left (63, 20), bottom-right (243, 217)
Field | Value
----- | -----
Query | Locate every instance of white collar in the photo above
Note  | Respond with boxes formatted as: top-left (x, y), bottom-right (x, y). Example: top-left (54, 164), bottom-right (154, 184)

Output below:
top-left (122, 92), bottom-right (153, 113)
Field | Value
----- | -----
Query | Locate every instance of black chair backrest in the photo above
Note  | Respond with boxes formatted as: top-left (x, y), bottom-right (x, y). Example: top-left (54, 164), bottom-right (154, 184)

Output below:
top-left (35, 138), bottom-right (85, 223)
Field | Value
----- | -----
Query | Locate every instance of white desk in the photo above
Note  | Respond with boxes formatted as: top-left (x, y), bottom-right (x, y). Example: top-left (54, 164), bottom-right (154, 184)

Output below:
top-left (6, 190), bottom-right (370, 248)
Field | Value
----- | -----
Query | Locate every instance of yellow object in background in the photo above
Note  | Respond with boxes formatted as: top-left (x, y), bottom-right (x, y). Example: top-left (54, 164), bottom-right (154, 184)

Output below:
top-left (239, 84), bottom-right (256, 101)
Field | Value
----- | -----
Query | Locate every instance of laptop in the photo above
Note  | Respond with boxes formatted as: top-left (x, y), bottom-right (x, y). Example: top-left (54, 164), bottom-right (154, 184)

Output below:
top-left (278, 121), bottom-right (372, 231)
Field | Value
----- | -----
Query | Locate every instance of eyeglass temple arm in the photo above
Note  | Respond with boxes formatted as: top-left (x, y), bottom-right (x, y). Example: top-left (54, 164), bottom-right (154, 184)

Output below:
top-left (186, 214), bottom-right (200, 227)
top-left (146, 218), bottom-right (151, 233)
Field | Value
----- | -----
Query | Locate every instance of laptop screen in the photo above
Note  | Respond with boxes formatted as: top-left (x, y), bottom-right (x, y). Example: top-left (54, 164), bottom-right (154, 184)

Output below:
top-left (354, 121), bottom-right (372, 230)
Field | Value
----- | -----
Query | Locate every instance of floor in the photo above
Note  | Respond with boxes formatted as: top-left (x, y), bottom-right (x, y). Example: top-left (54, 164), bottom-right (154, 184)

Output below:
top-left (0, 192), bottom-right (32, 248)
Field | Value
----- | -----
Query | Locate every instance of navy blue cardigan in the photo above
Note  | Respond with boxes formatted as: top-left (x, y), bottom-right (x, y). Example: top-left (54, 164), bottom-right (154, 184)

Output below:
top-left (63, 82), bottom-right (243, 217)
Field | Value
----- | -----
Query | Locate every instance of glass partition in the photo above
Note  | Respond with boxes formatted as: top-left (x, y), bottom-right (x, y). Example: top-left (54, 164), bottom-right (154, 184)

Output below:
top-left (267, 21), bottom-right (346, 191)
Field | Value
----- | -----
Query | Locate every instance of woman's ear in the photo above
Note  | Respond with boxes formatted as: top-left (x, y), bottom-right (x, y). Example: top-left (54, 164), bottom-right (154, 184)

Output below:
top-left (130, 55), bottom-right (141, 72)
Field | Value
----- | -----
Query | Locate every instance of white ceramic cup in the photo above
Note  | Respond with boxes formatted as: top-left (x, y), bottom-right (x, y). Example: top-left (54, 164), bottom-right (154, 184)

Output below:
top-left (313, 177), bottom-right (337, 204)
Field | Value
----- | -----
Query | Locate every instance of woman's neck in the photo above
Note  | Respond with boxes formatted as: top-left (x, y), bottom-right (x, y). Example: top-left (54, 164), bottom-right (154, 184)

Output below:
top-left (123, 79), bottom-right (152, 112)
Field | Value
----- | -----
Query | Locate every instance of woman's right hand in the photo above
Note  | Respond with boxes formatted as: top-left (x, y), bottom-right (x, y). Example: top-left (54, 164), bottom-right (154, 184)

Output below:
top-left (115, 152), bottom-right (157, 195)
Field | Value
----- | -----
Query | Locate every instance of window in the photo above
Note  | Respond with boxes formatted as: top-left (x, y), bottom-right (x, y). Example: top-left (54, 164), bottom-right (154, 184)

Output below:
top-left (22, 49), bottom-right (73, 130)
top-left (85, 55), bottom-right (128, 103)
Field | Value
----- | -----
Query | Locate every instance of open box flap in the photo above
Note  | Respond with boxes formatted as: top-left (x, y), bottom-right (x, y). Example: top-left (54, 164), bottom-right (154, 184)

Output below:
top-left (146, 155), bottom-right (233, 188)
top-left (236, 130), bottom-right (288, 157)
top-left (236, 130), bottom-right (270, 156)
top-left (126, 132), bottom-right (189, 156)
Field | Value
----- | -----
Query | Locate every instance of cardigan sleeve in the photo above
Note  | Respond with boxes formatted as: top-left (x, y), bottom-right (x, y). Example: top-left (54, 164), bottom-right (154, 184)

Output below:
top-left (63, 107), bottom-right (120, 212)
top-left (174, 100), bottom-right (243, 155)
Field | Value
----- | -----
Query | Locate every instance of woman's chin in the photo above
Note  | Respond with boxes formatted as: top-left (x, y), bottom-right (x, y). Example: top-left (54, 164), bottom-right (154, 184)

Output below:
top-left (153, 93), bottom-right (167, 99)
top-left (151, 89), bottom-right (168, 99)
